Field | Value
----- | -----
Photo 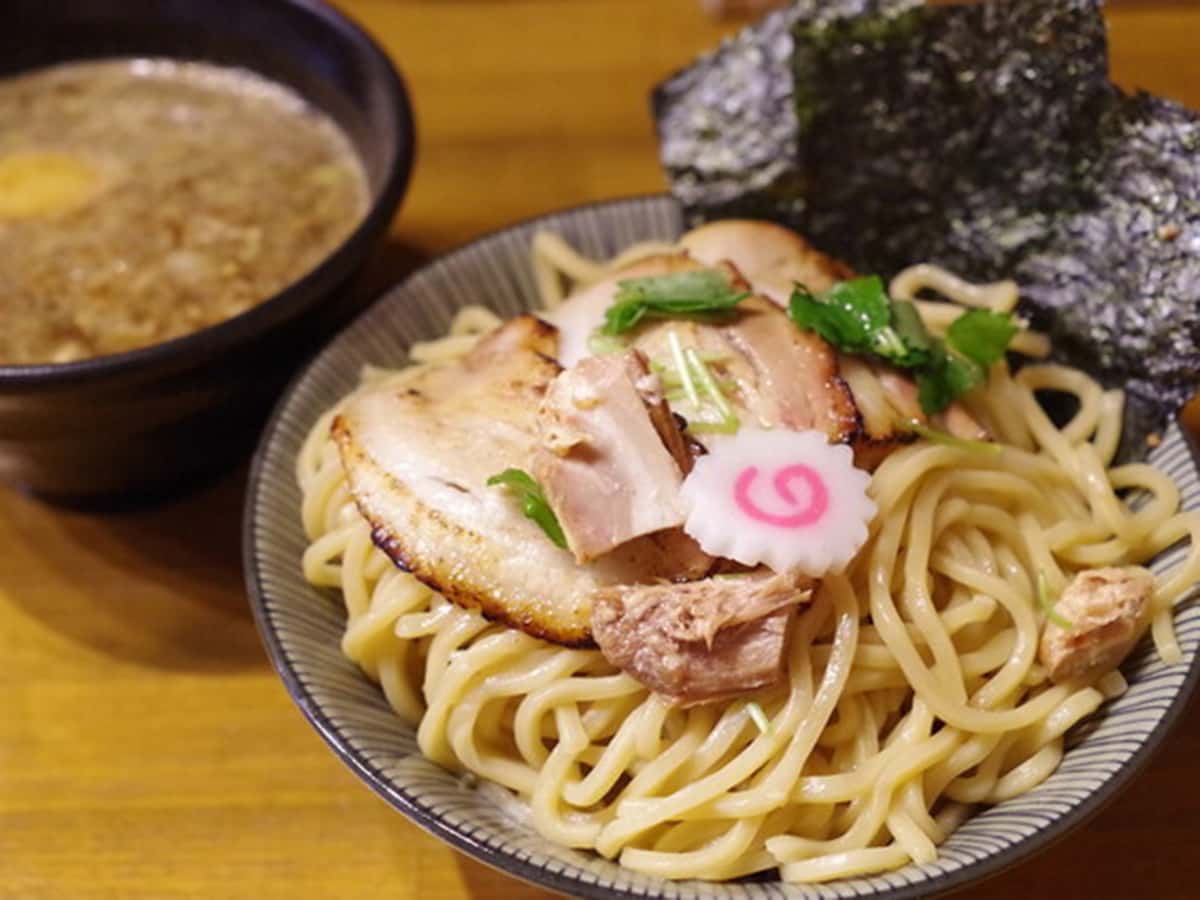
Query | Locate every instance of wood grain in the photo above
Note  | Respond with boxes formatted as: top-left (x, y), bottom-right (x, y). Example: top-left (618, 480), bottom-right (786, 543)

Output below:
top-left (2, 2), bottom-right (1199, 898)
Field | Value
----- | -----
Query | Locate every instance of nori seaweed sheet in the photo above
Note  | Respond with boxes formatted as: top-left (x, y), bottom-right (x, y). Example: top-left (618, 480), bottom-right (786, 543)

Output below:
top-left (654, 0), bottom-right (1200, 457)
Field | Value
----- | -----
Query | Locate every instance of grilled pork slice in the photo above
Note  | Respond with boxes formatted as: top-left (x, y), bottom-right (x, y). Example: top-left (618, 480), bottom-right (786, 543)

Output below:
top-left (840, 357), bottom-right (991, 466)
top-left (544, 244), bottom-right (861, 448)
top-left (720, 295), bottom-right (859, 437)
top-left (680, 219), bottom-right (989, 460)
top-left (334, 316), bottom-right (713, 647)
top-left (679, 219), bottom-right (853, 303)
top-left (835, 356), bottom-right (913, 468)
top-left (630, 295), bottom-right (860, 448)
top-left (333, 316), bottom-right (605, 645)
top-left (591, 571), bottom-right (810, 706)
top-left (1039, 567), bottom-right (1155, 683)
top-left (546, 253), bottom-right (704, 367)
top-left (533, 350), bottom-right (692, 563)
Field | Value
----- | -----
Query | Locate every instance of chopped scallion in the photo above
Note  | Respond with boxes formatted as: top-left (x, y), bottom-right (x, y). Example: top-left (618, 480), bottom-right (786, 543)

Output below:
top-left (656, 335), bottom-right (741, 434)
top-left (685, 347), bottom-right (735, 421)
top-left (688, 417), bottom-right (742, 435)
top-left (900, 419), bottom-right (1003, 456)
top-left (587, 332), bottom-right (627, 356)
top-left (667, 330), bottom-right (701, 407)
top-left (653, 360), bottom-right (734, 394)
top-left (1037, 570), bottom-right (1073, 630)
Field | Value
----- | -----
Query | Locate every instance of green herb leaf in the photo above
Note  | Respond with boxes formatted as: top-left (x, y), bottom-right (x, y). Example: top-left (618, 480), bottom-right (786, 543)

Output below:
top-left (916, 342), bottom-right (986, 416)
top-left (890, 299), bottom-right (933, 365)
top-left (823, 277), bottom-right (893, 343)
top-left (486, 468), bottom-right (568, 549)
top-left (789, 277), bottom-right (1017, 416)
top-left (944, 346), bottom-right (987, 396)
top-left (789, 285), bottom-right (854, 346)
top-left (1037, 570), bottom-right (1073, 630)
top-left (946, 309), bottom-right (1019, 367)
top-left (789, 276), bottom-right (934, 370)
top-left (789, 276), bottom-right (892, 353)
top-left (915, 364), bottom-right (955, 417)
top-left (603, 303), bottom-right (647, 335)
top-left (600, 270), bottom-right (750, 336)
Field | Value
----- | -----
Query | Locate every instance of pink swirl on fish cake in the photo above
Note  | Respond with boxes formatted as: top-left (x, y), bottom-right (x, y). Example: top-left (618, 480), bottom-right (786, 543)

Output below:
top-left (733, 463), bottom-right (828, 529)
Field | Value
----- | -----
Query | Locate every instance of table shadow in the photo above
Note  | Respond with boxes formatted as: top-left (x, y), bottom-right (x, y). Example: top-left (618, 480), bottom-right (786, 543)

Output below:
top-left (1, 464), bottom-right (263, 673)
top-left (0, 236), bottom-right (432, 675)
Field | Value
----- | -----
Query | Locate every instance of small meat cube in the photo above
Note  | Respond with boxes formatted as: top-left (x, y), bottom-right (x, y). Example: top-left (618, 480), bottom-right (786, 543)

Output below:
top-left (590, 571), bottom-right (811, 705)
top-left (1039, 566), bottom-right (1155, 683)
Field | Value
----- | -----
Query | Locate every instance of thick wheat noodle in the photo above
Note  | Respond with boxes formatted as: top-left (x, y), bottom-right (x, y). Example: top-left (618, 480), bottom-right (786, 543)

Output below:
top-left (294, 238), bottom-right (1200, 882)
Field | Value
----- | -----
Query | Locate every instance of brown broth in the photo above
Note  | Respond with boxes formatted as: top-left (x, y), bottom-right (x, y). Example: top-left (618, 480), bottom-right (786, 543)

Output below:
top-left (0, 59), bottom-right (369, 365)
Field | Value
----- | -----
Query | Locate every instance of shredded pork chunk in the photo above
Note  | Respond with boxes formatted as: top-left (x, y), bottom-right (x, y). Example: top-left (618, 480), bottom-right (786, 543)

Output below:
top-left (1039, 566), bottom-right (1155, 683)
top-left (590, 571), bottom-right (811, 705)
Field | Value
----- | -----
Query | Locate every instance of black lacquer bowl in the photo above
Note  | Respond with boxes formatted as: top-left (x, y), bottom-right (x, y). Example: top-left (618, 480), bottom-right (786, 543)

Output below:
top-left (0, 0), bottom-right (414, 503)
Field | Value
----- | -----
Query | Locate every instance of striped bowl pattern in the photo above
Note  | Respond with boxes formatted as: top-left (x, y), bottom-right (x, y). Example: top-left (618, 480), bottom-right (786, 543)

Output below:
top-left (243, 195), bottom-right (1200, 899)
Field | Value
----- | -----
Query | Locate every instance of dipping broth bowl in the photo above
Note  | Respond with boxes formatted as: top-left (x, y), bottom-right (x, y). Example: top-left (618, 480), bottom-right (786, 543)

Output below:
top-left (0, 0), bottom-right (415, 503)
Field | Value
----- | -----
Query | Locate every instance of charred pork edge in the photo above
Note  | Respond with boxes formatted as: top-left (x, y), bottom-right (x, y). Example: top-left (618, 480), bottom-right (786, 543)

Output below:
top-left (332, 413), bottom-right (597, 649)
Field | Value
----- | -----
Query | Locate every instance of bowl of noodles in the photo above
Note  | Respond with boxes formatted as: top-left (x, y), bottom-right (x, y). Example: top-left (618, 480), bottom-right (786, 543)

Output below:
top-left (244, 194), bottom-right (1200, 898)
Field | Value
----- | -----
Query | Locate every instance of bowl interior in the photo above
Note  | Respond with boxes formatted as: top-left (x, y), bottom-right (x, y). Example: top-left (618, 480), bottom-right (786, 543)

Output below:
top-left (0, 0), bottom-right (413, 390)
top-left (0, 0), bottom-right (403, 191)
top-left (244, 195), bottom-right (1200, 899)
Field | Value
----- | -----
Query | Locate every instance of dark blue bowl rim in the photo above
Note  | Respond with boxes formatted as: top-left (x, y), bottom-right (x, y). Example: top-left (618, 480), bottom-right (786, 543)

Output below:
top-left (242, 192), bottom-right (1200, 900)
top-left (0, 0), bottom-right (415, 385)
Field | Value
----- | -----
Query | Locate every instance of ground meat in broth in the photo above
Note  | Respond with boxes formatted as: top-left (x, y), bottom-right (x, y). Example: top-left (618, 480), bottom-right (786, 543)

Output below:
top-left (0, 59), bottom-right (368, 364)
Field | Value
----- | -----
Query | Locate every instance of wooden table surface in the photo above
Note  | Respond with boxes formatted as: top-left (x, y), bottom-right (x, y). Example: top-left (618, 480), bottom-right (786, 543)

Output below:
top-left (3, 2), bottom-right (1200, 898)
